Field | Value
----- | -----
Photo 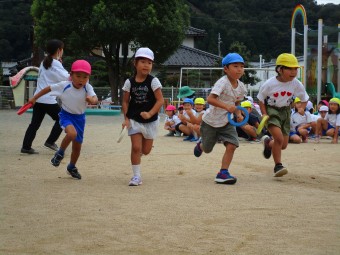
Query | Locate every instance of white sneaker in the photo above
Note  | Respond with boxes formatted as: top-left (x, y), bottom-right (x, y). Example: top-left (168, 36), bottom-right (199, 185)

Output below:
top-left (129, 176), bottom-right (142, 186)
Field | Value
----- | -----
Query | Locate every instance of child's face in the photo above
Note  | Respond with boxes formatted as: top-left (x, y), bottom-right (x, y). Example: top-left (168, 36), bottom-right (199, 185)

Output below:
top-left (224, 63), bottom-right (244, 80)
top-left (329, 102), bottom-right (339, 113)
top-left (279, 67), bottom-right (298, 82)
top-left (183, 103), bottom-right (192, 110)
top-left (194, 104), bottom-right (204, 112)
top-left (71, 72), bottom-right (90, 89)
top-left (134, 58), bottom-right (153, 76)
top-left (319, 111), bottom-right (327, 118)
top-left (165, 110), bottom-right (174, 117)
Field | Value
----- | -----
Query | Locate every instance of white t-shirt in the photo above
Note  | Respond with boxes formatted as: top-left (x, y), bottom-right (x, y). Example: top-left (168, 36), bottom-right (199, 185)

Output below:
top-left (50, 81), bottom-right (96, 114)
top-left (326, 113), bottom-right (340, 127)
top-left (257, 76), bottom-right (309, 107)
top-left (203, 75), bottom-right (247, 127)
top-left (35, 59), bottom-right (69, 104)
top-left (290, 111), bottom-right (312, 131)
top-left (165, 115), bottom-right (181, 128)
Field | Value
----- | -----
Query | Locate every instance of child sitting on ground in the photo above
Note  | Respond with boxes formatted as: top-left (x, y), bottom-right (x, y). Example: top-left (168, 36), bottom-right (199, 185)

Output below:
top-left (236, 100), bottom-right (261, 141)
top-left (164, 105), bottom-right (181, 136)
top-left (177, 98), bottom-right (197, 141)
top-left (289, 97), bottom-right (312, 143)
top-left (315, 97), bottom-right (340, 144)
top-left (186, 97), bottom-right (206, 142)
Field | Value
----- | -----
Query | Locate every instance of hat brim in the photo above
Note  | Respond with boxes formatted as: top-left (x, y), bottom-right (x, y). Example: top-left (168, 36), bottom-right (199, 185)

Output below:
top-left (177, 91), bottom-right (195, 99)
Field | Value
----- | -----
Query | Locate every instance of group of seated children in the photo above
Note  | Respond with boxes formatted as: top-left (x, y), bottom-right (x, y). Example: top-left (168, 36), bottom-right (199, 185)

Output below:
top-left (164, 97), bottom-right (206, 142)
top-left (289, 97), bottom-right (340, 144)
top-left (164, 96), bottom-right (340, 144)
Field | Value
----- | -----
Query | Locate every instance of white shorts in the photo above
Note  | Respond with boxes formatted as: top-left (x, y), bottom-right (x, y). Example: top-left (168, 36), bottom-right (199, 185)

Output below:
top-left (128, 118), bottom-right (159, 139)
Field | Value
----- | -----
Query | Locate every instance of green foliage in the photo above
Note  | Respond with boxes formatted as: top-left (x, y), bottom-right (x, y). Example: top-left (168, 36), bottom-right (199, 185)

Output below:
top-left (31, 0), bottom-right (189, 102)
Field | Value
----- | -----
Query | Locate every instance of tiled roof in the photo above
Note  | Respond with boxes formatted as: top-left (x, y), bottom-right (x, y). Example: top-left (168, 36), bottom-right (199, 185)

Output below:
top-left (162, 45), bottom-right (221, 67)
top-left (186, 26), bottom-right (207, 37)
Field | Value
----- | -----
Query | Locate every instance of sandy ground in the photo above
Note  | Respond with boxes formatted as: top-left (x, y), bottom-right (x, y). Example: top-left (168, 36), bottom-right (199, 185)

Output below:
top-left (0, 109), bottom-right (339, 255)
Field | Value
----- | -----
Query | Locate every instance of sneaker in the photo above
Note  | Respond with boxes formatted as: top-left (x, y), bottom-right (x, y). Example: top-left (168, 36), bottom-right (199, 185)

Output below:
top-left (20, 148), bottom-right (39, 154)
top-left (190, 137), bottom-right (199, 142)
top-left (174, 131), bottom-right (181, 137)
top-left (67, 167), bottom-right (82, 179)
top-left (215, 170), bottom-right (237, 184)
top-left (194, 141), bottom-right (203, 157)
top-left (44, 142), bottom-right (58, 151)
top-left (51, 153), bottom-right (64, 167)
top-left (183, 135), bottom-right (194, 141)
top-left (273, 163), bottom-right (288, 177)
top-left (262, 135), bottom-right (272, 159)
top-left (129, 176), bottom-right (142, 186)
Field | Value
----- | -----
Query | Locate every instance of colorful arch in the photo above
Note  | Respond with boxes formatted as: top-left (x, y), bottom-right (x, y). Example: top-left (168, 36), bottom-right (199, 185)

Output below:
top-left (290, 4), bottom-right (307, 28)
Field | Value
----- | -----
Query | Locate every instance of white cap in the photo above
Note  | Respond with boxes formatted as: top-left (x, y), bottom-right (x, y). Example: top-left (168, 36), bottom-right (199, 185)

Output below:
top-left (135, 47), bottom-right (154, 61)
top-left (306, 101), bottom-right (313, 111)
top-left (246, 96), bottom-right (254, 103)
top-left (319, 105), bottom-right (329, 112)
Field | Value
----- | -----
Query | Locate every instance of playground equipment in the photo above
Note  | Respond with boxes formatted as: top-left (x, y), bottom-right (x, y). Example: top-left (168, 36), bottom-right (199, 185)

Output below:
top-left (9, 66), bottom-right (39, 107)
top-left (291, 4), bottom-right (340, 103)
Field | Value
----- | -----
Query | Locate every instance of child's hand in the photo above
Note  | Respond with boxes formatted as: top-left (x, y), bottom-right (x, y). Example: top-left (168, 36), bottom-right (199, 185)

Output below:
top-left (86, 96), bottom-right (94, 104)
top-left (28, 97), bottom-right (36, 105)
top-left (122, 119), bottom-right (130, 129)
top-left (140, 111), bottom-right (152, 120)
top-left (226, 105), bottom-right (236, 113)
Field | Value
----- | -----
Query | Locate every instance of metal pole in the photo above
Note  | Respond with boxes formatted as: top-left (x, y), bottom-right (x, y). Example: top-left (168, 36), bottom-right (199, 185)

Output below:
top-left (317, 19), bottom-right (323, 103)
top-left (303, 24), bottom-right (308, 87)
top-left (291, 28), bottom-right (296, 55)
top-left (338, 24), bottom-right (340, 92)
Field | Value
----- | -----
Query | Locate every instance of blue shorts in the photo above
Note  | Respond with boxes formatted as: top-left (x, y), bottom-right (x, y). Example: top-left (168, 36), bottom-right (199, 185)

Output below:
top-left (59, 109), bottom-right (86, 143)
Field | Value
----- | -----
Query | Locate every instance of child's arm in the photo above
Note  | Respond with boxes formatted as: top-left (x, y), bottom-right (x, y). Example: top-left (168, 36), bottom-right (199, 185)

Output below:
top-left (140, 88), bottom-right (164, 120)
top-left (28, 86), bottom-right (52, 104)
top-left (207, 93), bottom-right (236, 113)
top-left (332, 126), bottom-right (339, 144)
top-left (122, 91), bottom-right (130, 128)
top-left (86, 95), bottom-right (98, 105)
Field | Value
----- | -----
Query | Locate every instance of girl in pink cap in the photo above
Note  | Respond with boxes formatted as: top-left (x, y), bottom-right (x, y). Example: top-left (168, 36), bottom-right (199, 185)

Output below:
top-left (28, 60), bottom-right (98, 179)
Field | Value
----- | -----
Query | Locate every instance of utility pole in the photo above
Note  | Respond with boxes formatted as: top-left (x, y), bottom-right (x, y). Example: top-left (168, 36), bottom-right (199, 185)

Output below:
top-left (218, 33), bottom-right (222, 57)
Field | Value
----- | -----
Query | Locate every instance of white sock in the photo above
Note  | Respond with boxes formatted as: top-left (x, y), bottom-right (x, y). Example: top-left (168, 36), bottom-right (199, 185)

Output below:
top-left (132, 165), bottom-right (141, 177)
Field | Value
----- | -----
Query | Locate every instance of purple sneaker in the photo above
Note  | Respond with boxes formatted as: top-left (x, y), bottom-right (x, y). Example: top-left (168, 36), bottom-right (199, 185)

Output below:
top-left (194, 141), bottom-right (202, 157)
top-left (215, 170), bottom-right (237, 184)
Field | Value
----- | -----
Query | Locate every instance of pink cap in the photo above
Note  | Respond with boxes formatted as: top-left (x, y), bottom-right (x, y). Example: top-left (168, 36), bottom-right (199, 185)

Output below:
top-left (71, 60), bottom-right (91, 74)
top-left (321, 100), bottom-right (329, 107)
top-left (165, 105), bottom-right (176, 111)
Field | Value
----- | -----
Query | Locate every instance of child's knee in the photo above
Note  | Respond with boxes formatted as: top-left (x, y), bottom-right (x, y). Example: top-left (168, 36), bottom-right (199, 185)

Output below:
top-left (66, 131), bottom-right (77, 140)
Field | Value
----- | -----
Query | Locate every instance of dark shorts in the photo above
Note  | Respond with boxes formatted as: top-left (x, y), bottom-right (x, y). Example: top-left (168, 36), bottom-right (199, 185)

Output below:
top-left (200, 121), bottom-right (239, 153)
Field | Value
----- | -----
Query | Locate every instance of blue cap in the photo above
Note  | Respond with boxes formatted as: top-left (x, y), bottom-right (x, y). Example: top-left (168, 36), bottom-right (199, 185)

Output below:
top-left (183, 98), bottom-right (194, 105)
top-left (222, 53), bottom-right (244, 66)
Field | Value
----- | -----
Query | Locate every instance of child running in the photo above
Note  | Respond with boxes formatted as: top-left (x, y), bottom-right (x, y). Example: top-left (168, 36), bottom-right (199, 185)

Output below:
top-left (257, 53), bottom-right (309, 177)
top-left (28, 60), bottom-right (98, 179)
top-left (193, 53), bottom-right (247, 185)
top-left (122, 47), bottom-right (164, 186)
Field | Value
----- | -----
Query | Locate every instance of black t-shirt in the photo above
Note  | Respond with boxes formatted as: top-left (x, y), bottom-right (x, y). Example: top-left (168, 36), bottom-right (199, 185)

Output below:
top-left (126, 74), bottom-right (158, 123)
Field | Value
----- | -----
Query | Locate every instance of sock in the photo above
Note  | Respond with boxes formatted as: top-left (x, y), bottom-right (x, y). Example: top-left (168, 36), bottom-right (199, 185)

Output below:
top-left (220, 169), bottom-right (229, 173)
top-left (132, 165), bottom-right (141, 177)
top-left (67, 163), bottom-right (75, 170)
top-left (57, 148), bottom-right (65, 156)
top-left (275, 163), bottom-right (282, 166)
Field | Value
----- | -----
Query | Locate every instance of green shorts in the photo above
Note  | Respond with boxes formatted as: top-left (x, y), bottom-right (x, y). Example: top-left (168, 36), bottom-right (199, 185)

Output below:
top-left (200, 121), bottom-right (239, 153)
top-left (266, 106), bottom-right (291, 136)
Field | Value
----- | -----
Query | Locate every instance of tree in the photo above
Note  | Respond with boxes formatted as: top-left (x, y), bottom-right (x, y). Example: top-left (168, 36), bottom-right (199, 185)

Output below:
top-left (31, 0), bottom-right (189, 103)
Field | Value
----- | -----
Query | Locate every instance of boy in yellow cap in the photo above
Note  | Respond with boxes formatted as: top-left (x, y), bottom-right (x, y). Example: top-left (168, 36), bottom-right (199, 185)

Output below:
top-left (257, 53), bottom-right (309, 177)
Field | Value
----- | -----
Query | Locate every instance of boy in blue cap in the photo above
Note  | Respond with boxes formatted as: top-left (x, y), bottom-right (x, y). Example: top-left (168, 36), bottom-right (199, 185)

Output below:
top-left (193, 53), bottom-right (247, 184)
top-left (178, 98), bottom-right (197, 141)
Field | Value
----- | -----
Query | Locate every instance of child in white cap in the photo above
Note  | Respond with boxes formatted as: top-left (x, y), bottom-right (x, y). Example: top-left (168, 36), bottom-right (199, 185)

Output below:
top-left (122, 47), bottom-right (164, 186)
top-left (28, 60), bottom-right (98, 179)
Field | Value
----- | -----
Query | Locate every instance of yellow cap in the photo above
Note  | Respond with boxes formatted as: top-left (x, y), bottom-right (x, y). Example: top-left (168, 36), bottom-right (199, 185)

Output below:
top-left (194, 97), bottom-right (205, 105)
top-left (276, 53), bottom-right (300, 68)
top-left (241, 101), bottom-right (252, 108)
top-left (294, 97), bottom-right (301, 103)
top-left (329, 97), bottom-right (340, 105)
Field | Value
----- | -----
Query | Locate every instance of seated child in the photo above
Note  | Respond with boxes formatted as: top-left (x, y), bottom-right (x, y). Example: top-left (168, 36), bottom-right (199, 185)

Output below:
top-left (289, 97), bottom-right (312, 143)
top-left (186, 97), bottom-right (206, 142)
top-left (236, 100), bottom-right (261, 141)
top-left (164, 105), bottom-right (181, 136)
top-left (177, 98), bottom-right (197, 141)
top-left (315, 98), bottom-right (340, 144)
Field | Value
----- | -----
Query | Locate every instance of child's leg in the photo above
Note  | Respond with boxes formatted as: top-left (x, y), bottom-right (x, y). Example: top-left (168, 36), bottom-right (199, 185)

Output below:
top-left (70, 141), bottom-right (81, 166)
top-left (221, 143), bottom-right (237, 170)
top-left (289, 134), bottom-right (302, 143)
top-left (268, 125), bottom-right (285, 165)
top-left (130, 134), bottom-right (143, 165)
